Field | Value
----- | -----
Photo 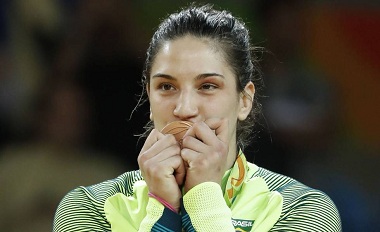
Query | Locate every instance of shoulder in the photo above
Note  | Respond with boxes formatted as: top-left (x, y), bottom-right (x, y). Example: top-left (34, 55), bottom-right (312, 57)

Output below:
top-left (251, 164), bottom-right (332, 202)
top-left (250, 164), bottom-right (342, 231)
top-left (53, 170), bottom-right (143, 231)
top-left (64, 169), bottom-right (143, 204)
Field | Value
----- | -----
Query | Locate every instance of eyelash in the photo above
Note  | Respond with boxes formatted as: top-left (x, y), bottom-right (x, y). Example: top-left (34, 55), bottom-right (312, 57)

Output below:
top-left (158, 83), bottom-right (175, 91)
top-left (200, 83), bottom-right (218, 90)
top-left (157, 82), bottom-right (218, 91)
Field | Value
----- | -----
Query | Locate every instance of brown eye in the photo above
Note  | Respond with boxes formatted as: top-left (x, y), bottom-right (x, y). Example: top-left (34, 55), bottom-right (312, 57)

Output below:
top-left (159, 83), bottom-right (175, 91)
top-left (200, 83), bottom-right (217, 90)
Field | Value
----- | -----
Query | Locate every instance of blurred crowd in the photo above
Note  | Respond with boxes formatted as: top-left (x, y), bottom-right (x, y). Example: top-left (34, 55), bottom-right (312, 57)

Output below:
top-left (0, 0), bottom-right (379, 231)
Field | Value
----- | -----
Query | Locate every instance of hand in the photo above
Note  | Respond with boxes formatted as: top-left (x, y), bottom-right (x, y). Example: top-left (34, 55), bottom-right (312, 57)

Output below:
top-left (137, 129), bottom-right (186, 211)
top-left (181, 118), bottom-right (229, 193)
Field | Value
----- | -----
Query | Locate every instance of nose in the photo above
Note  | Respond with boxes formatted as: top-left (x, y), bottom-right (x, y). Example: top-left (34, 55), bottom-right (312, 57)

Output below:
top-left (173, 90), bottom-right (198, 120)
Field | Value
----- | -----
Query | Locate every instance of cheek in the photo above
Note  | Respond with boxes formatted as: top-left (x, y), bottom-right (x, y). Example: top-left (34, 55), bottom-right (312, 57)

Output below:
top-left (149, 96), bottom-right (175, 117)
top-left (202, 96), bottom-right (240, 118)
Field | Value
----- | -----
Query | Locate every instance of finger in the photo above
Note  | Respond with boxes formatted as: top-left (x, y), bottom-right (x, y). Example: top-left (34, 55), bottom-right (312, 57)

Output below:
top-left (138, 133), bottom-right (178, 165)
top-left (204, 118), bottom-right (229, 144)
top-left (143, 151), bottom-right (184, 207)
top-left (147, 143), bottom-right (181, 164)
top-left (142, 144), bottom-right (181, 177)
top-left (181, 134), bottom-right (207, 152)
top-left (140, 129), bottom-right (165, 152)
top-left (174, 158), bottom-right (186, 186)
top-left (183, 121), bottom-right (216, 146)
top-left (180, 147), bottom-right (201, 166)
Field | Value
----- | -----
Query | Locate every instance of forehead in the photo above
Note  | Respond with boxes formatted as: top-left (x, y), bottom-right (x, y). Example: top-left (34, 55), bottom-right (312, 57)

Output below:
top-left (161, 35), bottom-right (222, 55)
top-left (151, 35), bottom-right (233, 77)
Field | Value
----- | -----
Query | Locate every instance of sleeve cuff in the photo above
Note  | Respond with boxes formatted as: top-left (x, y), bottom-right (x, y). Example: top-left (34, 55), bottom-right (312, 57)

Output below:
top-left (140, 197), bottom-right (181, 232)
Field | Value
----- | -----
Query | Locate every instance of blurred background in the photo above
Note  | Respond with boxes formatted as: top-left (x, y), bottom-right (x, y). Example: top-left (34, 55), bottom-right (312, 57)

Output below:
top-left (0, 0), bottom-right (379, 231)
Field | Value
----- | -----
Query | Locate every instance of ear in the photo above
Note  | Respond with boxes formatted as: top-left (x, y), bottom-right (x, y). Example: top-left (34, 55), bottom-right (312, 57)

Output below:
top-left (149, 109), bottom-right (153, 121)
top-left (238, 81), bottom-right (255, 121)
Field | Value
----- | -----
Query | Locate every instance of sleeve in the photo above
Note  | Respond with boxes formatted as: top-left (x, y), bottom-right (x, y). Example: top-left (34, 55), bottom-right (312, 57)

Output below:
top-left (53, 187), bottom-right (111, 232)
top-left (270, 190), bottom-right (342, 232)
top-left (140, 198), bottom-right (182, 232)
top-left (104, 180), bottom-right (181, 232)
top-left (181, 182), bottom-right (235, 232)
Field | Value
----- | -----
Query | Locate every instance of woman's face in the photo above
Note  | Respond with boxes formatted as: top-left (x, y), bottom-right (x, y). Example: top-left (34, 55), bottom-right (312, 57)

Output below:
top-left (147, 35), bottom-right (253, 166)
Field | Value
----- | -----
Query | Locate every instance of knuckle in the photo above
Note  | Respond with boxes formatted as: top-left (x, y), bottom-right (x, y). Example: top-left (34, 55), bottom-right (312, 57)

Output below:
top-left (145, 160), bottom-right (162, 176)
top-left (197, 157), bottom-right (210, 168)
top-left (216, 142), bottom-right (228, 154)
top-left (164, 134), bottom-right (178, 145)
top-left (173, 145), bottom-right (181, 154)
top-left (137, 151), bottom-right (149, 164)
top-left (137, 156), bottom-right (144, 166)
top-left (148, 163), bottom-right (160, 174)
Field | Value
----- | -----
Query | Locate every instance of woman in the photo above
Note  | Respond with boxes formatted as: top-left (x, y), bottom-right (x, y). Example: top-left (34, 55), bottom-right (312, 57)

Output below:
top-left (53, 4), bottom-right (341, 232)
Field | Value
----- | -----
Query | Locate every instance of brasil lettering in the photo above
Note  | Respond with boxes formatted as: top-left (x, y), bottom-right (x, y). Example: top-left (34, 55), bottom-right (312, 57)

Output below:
top-left (232, 218), bottom-right (254, 231)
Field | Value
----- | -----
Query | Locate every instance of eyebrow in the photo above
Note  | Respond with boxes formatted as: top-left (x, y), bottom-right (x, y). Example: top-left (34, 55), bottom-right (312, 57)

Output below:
top-left (151, 72), bottom-right (225, 80)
